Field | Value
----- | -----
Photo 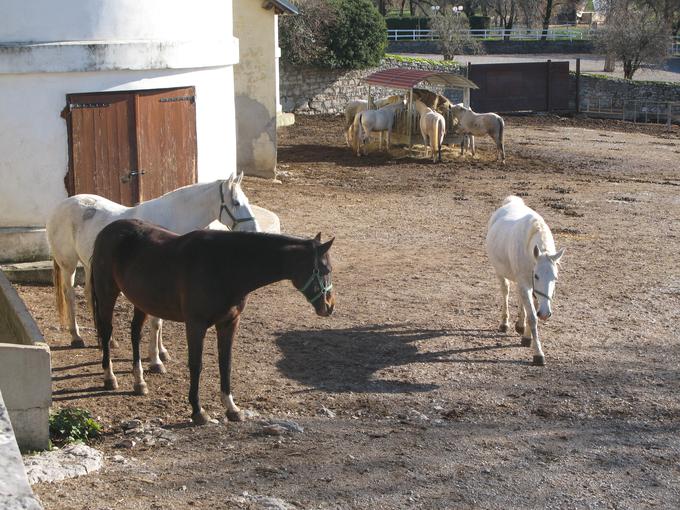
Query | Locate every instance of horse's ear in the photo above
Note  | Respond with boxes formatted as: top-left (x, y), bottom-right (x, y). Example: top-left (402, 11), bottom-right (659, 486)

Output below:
top-left (319, 237), bottom-right (335, 255)
top-left (551, 248), bottom-right (565, 264)
top-left (533, 245), bottom-right (542, 259)
top-left (236, 171), bottom-right (244, 184)
top-left (314, 232), bottom-right (322, 242)
top-left (227, 173), bottom-right (235, 184)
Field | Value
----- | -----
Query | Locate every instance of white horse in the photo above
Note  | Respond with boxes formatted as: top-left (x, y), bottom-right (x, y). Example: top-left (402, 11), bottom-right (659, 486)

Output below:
top-left (352, 99), bottom-right (405, 156)
top-left (486, 196), bottom-right (565, 366)
top-left (414, 100), bottom-right (446, 163)
top-left (344, 95), bottom-right (403, 147)
top-left (451, 104), bottom-right (505, 163)
top-left (46, 173), bottom-right (260, 373)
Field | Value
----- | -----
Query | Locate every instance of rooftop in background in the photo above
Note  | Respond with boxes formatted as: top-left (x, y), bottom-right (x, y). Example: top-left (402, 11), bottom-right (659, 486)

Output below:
top-left (262, 0), bottom-right (298, 15)
top-left (363, 68), bottom-right (479, 90)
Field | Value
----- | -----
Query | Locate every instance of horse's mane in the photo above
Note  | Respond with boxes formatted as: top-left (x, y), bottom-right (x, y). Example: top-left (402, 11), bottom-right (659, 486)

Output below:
top-left (527, 217), bottom-right (556, 255)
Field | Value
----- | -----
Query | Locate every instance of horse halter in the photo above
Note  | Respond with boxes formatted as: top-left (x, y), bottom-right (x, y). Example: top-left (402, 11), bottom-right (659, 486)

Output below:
top-left (532, 288), bottom-right (551, 301)
top-left (219, 182), bottom-right (256, 230)
top-left (298, 249), bottom-right (333, 304)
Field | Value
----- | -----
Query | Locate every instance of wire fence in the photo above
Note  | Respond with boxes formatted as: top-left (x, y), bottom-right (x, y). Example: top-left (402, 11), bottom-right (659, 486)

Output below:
top-left (582, 97), bottom-right (680, 129)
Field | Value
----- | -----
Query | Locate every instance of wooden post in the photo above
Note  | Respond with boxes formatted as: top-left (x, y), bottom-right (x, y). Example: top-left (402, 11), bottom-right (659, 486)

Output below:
top-left (667, 102), bottom-right (673, 132)
top-left (575, 58), bottom-right (580, 114)
top-left (466, 62), bottom-right (472, 108)
top-left (546, 59), bottom-right (552, 112)
top-left (407, 88), bottom-right (413, 152)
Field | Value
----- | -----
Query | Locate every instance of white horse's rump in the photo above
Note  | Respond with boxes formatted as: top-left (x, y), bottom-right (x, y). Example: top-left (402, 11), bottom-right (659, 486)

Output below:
top-left (451, 104), bottom-right (505, 163)
top-left (486, 196), bottom-right (565, 366)
top-left (352, 99), bottom-right (405, 156)
top-left (414, 100), bottom-right (446, 163)
top-left (46, 174), bottom-right (259, 372)
top-left (344, 95), bottom-right (402, 147)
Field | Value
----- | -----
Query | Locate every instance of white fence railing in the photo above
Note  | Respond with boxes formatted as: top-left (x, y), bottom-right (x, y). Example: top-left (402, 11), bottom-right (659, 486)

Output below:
top-left (387, 28), bottom-right (593, 42)
top-left (388, 29), bottom-right (680, 53)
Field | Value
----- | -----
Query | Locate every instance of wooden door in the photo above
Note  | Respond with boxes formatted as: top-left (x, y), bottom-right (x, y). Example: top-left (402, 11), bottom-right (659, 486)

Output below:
top-left (66, 93), bottom-right (137, 205)
top-left (136, 88), bottom-right (197, 201)
top-left (66, 87), bottom-right (197, 205)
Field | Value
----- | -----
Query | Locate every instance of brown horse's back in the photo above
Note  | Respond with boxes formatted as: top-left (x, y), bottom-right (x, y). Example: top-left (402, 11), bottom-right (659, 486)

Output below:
top-left (91, 219), bottom-right (187, 321)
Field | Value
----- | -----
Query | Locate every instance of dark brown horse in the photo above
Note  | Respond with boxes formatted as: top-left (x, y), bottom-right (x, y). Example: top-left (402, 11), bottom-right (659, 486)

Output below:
top-left (90, 218), bottom-right (335, 425)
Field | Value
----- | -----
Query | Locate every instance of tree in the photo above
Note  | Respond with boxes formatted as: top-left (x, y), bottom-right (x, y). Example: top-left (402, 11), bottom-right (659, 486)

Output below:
top-left (279, 0), bottom-right (387, 69)
top-left (430, 9), bottom-right (484, 60)
top-left (595, 3), bottom-right (671, 79)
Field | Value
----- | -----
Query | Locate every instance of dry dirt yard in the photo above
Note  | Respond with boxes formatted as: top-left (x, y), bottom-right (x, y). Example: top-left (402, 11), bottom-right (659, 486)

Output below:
top-left (20, 114), bottom-right (680, 509)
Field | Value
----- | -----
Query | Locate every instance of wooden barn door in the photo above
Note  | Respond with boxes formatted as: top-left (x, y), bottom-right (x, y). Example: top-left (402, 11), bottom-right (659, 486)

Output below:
top-left (65, 87), bottom-right (197, 205)
top-left (135, 88), bottom-right (197, 201)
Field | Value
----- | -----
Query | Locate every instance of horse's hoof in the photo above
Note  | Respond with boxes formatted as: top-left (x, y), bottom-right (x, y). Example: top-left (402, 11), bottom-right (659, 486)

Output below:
top-left (70, 338), bottom-right (86, 348)
top-left (148, 363), bottom-right (167, 374)
top-left (104, 378), bottom-right (118, 391)
top-left (133, 382), bottom-right (148, 396)
top-left (515, 323), bottom-right (525, 335)
top-left (532, 355), bottom-right (545, 366)
top-left (191, 409), bottom-right (211, 426)
top-left (226, 409), bottom-right (245, 422)
top-left (110, 339), bottom-right (120, 349)
top-left (499, 323), bottom-right (509, 333)
top-left (159, 351), bottom-right (171, 362)
top-left (521, 337), bottom-right (532, 347)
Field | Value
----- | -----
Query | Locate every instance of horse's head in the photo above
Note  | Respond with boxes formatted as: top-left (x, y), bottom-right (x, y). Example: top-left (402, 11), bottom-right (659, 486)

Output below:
top-left (293, 233), bottom-right (335, 317)
top-left (450, 103), bottom-right (468, 119)
top-left (219, 172), bottom-right (260, 232)
top-left (532, 246), bottom-right (565, 321)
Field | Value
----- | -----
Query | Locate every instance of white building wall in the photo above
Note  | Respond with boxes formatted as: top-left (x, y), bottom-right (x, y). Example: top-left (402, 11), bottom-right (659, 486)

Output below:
top-left (0, 0), bottom-right (240, 261)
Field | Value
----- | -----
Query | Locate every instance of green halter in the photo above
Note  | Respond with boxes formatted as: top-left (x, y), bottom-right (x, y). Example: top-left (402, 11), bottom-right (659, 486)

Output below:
top-left (299, 253), bottom-right (333, 304)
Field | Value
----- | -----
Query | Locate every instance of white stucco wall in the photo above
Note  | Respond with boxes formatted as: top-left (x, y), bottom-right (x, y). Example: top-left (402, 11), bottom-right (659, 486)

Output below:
top-left (233, 2), bottom-right (279, 179)
top-left (0, 0), bottom-right (241, 260)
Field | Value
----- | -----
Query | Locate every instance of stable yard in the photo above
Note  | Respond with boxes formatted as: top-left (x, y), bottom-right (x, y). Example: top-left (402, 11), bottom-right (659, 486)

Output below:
top-left (21, 114), bottom-right (680, 509)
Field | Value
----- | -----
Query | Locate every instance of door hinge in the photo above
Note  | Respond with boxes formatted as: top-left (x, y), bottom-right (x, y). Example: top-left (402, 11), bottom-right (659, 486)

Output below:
top-left (159, 96), bottom-right (195, 104)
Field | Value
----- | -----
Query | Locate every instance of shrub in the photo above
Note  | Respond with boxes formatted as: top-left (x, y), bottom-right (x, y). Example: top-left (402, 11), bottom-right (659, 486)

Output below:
top-left (279, 0), bottom-right (386, 69)
top-left (49, 407), bottom-right (102, 445)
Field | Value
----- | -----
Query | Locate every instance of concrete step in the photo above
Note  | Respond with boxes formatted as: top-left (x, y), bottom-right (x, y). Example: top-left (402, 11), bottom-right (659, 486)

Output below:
top-left (0, 261), bottom-right (84, 286)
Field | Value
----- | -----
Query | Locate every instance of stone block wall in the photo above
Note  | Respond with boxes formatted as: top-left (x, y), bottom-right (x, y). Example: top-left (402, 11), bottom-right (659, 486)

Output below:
top-left (387, 39), bottom-right (594, 55)
top-left (280, 57), bottom-right (465, 115)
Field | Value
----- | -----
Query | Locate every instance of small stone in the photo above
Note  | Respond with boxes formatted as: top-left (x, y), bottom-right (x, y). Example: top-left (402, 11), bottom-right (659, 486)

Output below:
top-left (115, 439), bottom-right (136, 449)
top-left (111, 455), bottom-right (126, 464)
top-left (244, 409), bottom-right (261, 419)
top-left (262, 424), bottom-right (287, 436)
top-left (269, 420), bottom-right (304, 433)
top-left (319, 406), bottom-right (336, 418)
top-left (121, 419), bottom-right (143, 430)
top-left (408, 409), bottom-right (429, 421)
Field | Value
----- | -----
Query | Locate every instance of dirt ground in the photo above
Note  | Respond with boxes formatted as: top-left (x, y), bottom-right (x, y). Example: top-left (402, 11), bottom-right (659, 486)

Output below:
top-left (21, 114), bottom-right (680, 509)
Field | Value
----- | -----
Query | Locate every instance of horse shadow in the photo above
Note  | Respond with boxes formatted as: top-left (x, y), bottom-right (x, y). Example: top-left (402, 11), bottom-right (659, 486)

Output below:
top-left (278, 144), bottom-right (421, 167)
top-left (275, 323), bottom-right (523, 394)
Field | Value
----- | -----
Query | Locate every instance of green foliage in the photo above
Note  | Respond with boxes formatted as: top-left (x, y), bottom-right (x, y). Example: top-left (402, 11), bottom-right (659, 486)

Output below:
top-left (385, 17), bottom-right (431, 30)
top-left (49, 407), bottom-right (102, 445)
top-left (326, 0), bottom-right (387, 69)
top-left (279, 0), bottom-right (386, 69)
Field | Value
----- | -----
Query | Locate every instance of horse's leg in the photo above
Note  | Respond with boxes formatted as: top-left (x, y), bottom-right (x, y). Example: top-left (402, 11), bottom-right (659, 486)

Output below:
top-left (96, 282), bottom-right (119, 391)
top-left (519, 288), bottom-right (545, 366)
top-left (57, 259), bottom-right (85, 348)
top-left (147, 317), bottom-right (167, 374)
top-left (186, 321), bottom-right (210, 425)
top-left (131, 307), bottom-right (149, 396)
top-left (471, 135), bottom-right (476, 156)
top-left (84, 264), bottom-right (118, 350)
top-left (216, 315), bottom-right (244, 422)
top-left (498, 276), bottom-right (510, 333)
top-left (515, 288), bottom-right (528, 342)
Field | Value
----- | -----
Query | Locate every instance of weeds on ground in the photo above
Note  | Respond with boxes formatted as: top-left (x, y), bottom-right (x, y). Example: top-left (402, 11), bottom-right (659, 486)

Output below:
top-left (49, 407), bottom-right (102, 445)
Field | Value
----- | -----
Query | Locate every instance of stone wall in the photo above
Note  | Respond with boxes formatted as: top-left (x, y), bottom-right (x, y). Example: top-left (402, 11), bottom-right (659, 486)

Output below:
top-left (280, 57), bottom-right (466, 115)
top-left (575, 74), bottom-right (680, 110)
top-left (387, 39), bottom-right (594, 55)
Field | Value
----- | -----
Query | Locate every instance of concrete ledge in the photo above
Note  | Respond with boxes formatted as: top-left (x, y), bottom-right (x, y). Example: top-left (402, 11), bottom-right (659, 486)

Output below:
top-left (0, 262), bottom-right (84, 286)
top-left (0, 228), bottom-right (50, 264)
top-left (0, 390), bottom-right (43, 510)
top-left (276, 112), bottom-right (296, 128)
top-left (0, 270), bottom-right (51, 452)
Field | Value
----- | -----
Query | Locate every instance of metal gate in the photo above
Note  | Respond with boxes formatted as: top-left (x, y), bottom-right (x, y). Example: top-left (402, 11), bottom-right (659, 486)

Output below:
top-left (469, 61), bottom-right (570, 113)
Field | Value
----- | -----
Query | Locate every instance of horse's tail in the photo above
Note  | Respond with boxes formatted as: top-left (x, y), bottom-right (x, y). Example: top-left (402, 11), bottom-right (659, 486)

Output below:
top-left (433, 116), bottom-right (440, 162)
top-left (352, 112), bottom-right (363, 155)
top-left (53, 259), bottom-right (69, 327)
top-left (498, 115), bottom-right (506, 161)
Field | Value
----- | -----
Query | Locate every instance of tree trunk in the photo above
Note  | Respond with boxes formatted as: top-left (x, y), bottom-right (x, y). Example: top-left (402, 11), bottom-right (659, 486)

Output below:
top-left (604, 54), bottom-right (616, 72)
top-left (399, 0), bottom-right (405, 17)
top-left (541, 0), bottom-right (554, 42)
top-left (623, 59), bottom-right (634, 79)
